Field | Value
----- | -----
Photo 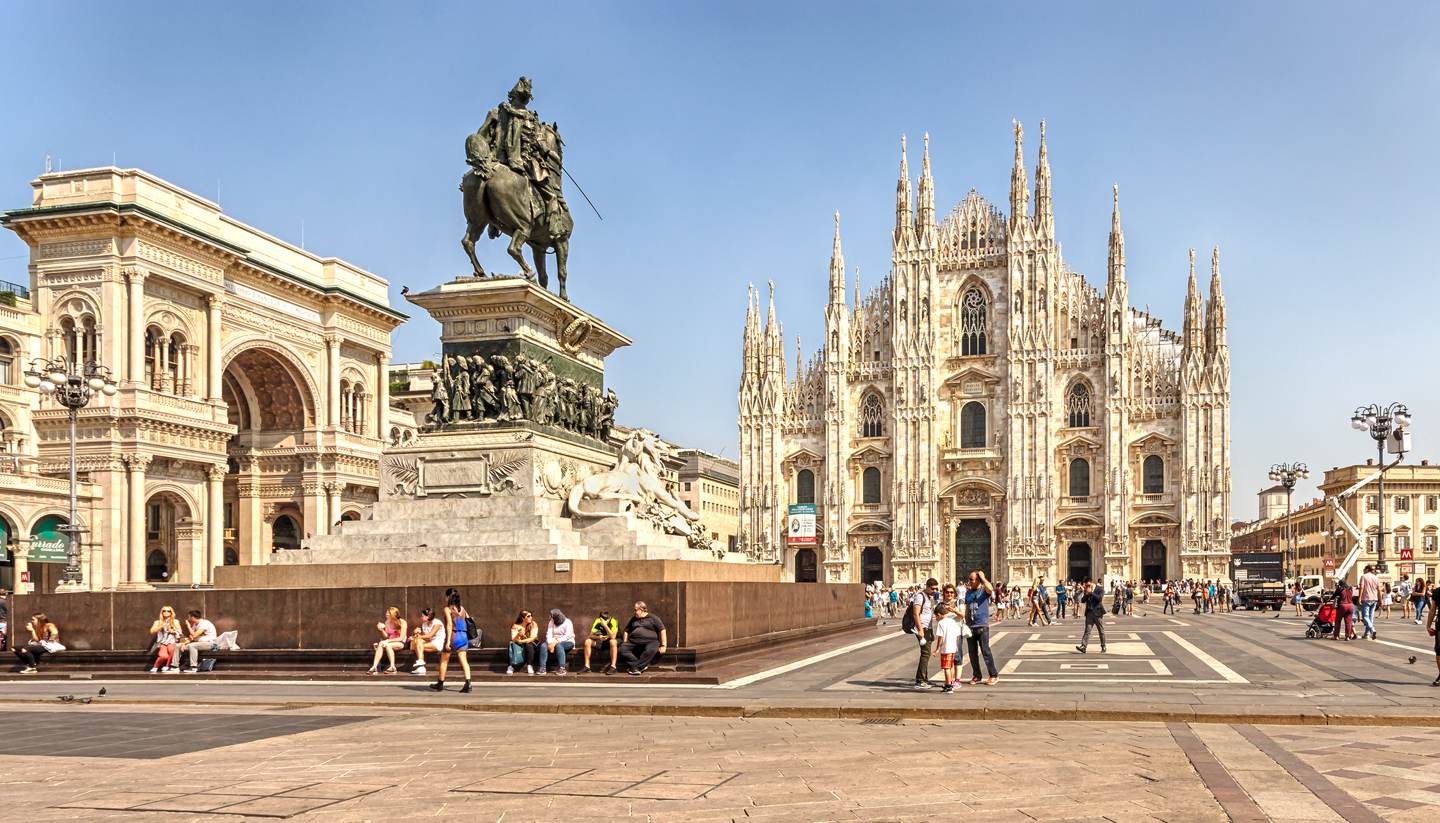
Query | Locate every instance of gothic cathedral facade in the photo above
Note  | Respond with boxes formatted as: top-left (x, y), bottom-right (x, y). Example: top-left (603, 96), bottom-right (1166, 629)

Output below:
top-left (737, 124), bottom-right (1232, 586)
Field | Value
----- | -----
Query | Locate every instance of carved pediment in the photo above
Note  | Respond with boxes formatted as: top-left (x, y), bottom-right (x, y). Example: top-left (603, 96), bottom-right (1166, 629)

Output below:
top-left (849, 445), bottom-right (891, 466)
top-left (848, 520), bottom-right (891, 536)
top-left (1057, 432), bottom-right (1103, 454)
top-left (1130, 432), bottom-right (1176, 452)
top-left (1131, 513), bottom-right (1179, 526)
top-left (941, 366), bottom-right (1001, 397)
top-left (783, 448), bottom-right (824, 471)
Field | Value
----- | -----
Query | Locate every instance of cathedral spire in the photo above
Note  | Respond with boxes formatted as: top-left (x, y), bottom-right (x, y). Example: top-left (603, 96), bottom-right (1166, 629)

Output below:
top-left (1106, 184), bottom-right (1125, 284)
top-left (796, 334), bottom-right (802, 377)
top-left (917, 132), bottom-right (935, 230)
top-left (742, 283), bottom-right (759, 377)
top-left (895, 136), bottom-right (915, 249)
top-left (1183, 249), bottom-right (1204, 365)
top-left (895, 135), bottom-right (913, 229)
top-left (829, 210), bottom-right (846, 303)
top-left (1034, 119), bottom-right (1053, 239)
top-left (1206, 246), bottom-right (1227, 360)
top-left (1009, 119), bottom-right (1029, 221)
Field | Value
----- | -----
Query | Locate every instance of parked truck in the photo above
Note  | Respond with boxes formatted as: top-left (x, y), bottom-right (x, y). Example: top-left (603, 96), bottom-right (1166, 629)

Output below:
top-left (1230, 551), bottom-right (1287, 610)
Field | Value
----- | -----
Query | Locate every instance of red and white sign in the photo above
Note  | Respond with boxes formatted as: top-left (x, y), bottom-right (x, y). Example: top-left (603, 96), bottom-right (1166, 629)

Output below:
top-left (1323, 558), bottom-right (1335, 578)
top-left (1400, 548), bottom-right (1414, 560)
top-left (19, 571), bottom-right (29, 584)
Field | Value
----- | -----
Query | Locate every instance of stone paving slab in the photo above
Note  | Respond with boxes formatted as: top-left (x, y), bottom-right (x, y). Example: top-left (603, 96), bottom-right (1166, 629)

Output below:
top-left (8, 703), bottom-right (1433, 821)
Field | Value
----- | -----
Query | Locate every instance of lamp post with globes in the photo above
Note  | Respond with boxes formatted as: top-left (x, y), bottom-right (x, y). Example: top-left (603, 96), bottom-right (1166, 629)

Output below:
top-left (22, 356), bottom-right (118, 592)
top-left (1350, 403), bottom-right (1412, 575)
top-left (1268, 462), bottom-right (1309, 581)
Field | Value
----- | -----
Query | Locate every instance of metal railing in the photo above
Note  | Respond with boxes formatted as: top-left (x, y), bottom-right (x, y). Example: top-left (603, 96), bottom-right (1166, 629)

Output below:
top-left (0, 279), bottom-right (30, 301)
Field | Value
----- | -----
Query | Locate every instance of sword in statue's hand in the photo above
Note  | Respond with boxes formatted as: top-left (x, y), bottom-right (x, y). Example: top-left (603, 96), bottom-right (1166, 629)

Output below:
top-left (551, 133), bottom-right (603, 221)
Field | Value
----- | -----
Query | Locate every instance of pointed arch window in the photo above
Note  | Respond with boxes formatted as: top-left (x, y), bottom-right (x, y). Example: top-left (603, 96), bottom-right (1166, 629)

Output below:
top-left (1069, 458), bottom-right (1090, 498)
top-left (860, 392), bottom-right (884, 438)
top-left (1143, 455), bottom-right (1164, 494)
top-left (960, 401), bottom-right (986, 449)
top-left (796, 469), bottom-right (815, 505)
top-left (1067, 383), bottom-right (1092, 428)
top-left (960, 287), bottom-right (988, 356)
top-left (862, 467), bottom-right (881, 504)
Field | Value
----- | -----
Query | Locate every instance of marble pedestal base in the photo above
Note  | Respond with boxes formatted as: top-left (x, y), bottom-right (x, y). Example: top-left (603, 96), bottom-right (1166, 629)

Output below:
top-left (284, 426), bottom-right (736, 566)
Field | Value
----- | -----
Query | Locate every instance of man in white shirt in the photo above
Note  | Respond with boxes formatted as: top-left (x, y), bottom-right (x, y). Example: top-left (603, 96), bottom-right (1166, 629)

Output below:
top-left (178, 610), bottom-right (219, 672)
top-left (1358, 566), bottom-right (1382, 640)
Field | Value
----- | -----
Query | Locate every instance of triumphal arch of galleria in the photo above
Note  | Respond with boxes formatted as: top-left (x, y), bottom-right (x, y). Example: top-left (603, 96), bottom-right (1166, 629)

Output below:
top-left (0, 168), bottom-right (405, 591)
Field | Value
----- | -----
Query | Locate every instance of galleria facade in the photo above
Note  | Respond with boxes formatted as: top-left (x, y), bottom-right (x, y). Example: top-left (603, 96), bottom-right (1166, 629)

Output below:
top-left (0, 168), bottom-right (405, 592)
top-left (738, 125), bottom-right (1233, 586)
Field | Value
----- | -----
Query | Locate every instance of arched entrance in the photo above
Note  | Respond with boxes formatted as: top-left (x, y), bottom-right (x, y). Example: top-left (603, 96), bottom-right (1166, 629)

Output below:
top-left (861, 546), bottom-right (884, 585)
top-left (955, 519), bottom-right (991, 581)
top-left (1141, 540), bottom-right (1166, 583)
top-left (1067, 542), bottom-right (1093, 583)
top-left (222, 347), bottom-right (315, 447)
top-left (145, 492), bottom-right (191, 583)
top-left (794, 548), bottom-right (818, 583)
top-left (223, 346), bottom-right (317, 562)
top-left (272, 514), bottom-right (301, 551)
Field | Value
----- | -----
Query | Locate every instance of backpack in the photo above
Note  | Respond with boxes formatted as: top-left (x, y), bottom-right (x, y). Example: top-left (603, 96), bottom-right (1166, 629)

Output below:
top-left (901, 602), bottom-right (917, 635)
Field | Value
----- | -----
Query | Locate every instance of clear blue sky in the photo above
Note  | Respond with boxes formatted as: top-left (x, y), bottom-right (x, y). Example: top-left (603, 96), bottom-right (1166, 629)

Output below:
top-left (3, 3), bottom-right (1437, 511)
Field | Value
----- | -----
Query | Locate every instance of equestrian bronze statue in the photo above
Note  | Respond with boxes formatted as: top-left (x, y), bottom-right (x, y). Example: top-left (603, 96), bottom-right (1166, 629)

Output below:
top-left (461, 76), bottom-right (575, 301)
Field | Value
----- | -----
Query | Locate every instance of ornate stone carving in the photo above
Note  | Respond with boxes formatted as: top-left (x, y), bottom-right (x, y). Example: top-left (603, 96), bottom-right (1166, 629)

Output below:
top-left (382, 456), bottom-right (421, 498)
top-left (567, 429), bottom-right (717, 553)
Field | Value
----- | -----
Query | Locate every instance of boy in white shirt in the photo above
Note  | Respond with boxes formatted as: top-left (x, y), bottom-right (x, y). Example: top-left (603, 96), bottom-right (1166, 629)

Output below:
top-left (932, 604), bottom-right (965, 693)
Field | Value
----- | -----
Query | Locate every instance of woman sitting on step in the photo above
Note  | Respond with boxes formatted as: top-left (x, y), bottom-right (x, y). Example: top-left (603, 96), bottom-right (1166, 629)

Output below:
top-left (366, 607), bottom-right (408, 674)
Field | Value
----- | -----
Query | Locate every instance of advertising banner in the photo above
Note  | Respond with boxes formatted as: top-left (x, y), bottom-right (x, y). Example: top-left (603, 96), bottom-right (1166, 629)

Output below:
top-left (786, 503), bottom-right (816, 545)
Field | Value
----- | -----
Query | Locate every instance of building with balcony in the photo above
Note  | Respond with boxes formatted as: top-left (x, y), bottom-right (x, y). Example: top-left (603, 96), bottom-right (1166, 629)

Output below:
top-left (0, 167), bottom-right (405, 592)
top-left (1229, 460), bottom-right (1440, 585)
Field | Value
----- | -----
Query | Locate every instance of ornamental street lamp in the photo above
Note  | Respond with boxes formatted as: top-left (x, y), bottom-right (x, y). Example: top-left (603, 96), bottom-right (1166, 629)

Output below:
top-left (22, 356), bottom-right (118, 592)
top-left (1268, 462), bottom-right (1309, 581)
top-left (1350, 402), bottom-right (1412, 575)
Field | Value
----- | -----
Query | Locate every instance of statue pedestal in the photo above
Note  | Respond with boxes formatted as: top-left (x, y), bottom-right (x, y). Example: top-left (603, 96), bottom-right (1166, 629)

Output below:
top-left (285, 425), bottom-right (721, 564)
top-left (407, 275), bottom-right (630, 401)
top-left (281, 278), bottom-right (743, 567)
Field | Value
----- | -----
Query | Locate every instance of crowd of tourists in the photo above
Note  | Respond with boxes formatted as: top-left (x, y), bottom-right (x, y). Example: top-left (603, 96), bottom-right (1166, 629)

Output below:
top-left (868, 577), bottom-right (1234, 626)
top-left (366, 594), bottom-right (668, 691)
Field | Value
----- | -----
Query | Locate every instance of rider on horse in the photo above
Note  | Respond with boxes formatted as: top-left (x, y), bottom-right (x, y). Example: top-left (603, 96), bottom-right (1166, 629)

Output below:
top-left (462, 76), bottom-right (568, 238)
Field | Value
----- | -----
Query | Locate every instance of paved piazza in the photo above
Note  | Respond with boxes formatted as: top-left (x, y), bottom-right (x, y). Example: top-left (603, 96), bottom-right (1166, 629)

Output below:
top-left (1, 612), bottom-right (1437, 821)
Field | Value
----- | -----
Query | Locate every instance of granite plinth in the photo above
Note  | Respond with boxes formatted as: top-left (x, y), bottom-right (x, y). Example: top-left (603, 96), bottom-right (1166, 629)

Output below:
top-left (14, 581), bottom-right (861, 651)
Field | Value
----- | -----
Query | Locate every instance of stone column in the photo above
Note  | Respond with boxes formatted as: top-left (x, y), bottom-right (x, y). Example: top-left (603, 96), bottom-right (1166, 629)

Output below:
top-left (123, 454), bottom-right (152, 587)
top-left (236, 456), bottom-right (264, 565)
top-left (326, 335), bottom-right (341, 428)
top-left (325, 482), bottom-right (343, 534)
top-left (126, 269), bottom-right (146, 384)
top-left (206, 294), bottom-right (224, 401)
top-left (376, 353), bottom-right (390, 443)
top-left (206, 464), bottom-right (226, 583)
top-left (157, 336), bottom-right (169, 392)
top-left (11, 541), bottom-right (30, 595)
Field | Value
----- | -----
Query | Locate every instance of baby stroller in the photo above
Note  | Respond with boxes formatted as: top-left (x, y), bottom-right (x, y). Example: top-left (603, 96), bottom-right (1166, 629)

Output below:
top-left (1305, 602), bottom-right (1336, 638)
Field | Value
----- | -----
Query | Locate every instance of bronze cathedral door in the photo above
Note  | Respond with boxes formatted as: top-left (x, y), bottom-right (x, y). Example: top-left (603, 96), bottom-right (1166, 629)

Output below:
top-left (955, 519), bottom-right (992, 582)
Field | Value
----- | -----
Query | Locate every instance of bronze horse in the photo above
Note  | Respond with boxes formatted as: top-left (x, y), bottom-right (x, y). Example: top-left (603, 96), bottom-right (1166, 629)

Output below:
top-left (461, 126), bottom-right (573, 301)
